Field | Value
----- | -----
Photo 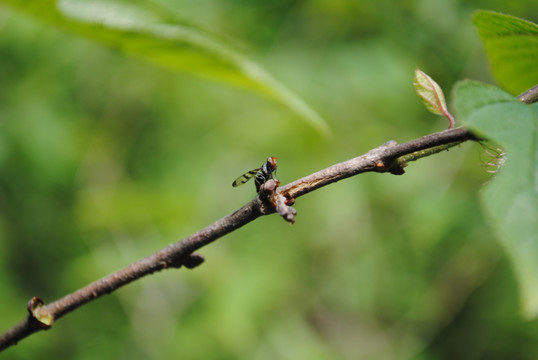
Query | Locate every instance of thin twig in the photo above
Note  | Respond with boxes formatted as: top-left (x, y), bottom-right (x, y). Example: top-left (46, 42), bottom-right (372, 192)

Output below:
top-left (278, 127), bottom-right (476, 199)
top-left (1, 85), bottom-right (536, 351)
top-left (0, 127), bottom-right (477, 350)
top-left (0, 200), bottom-right (264, 350)
top-left (518, 84), bottom-right (538, 105)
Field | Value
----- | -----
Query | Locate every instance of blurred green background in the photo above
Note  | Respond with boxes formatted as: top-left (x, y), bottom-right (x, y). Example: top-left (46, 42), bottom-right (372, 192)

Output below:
top-left (1, 0), bottom-right (537, 359)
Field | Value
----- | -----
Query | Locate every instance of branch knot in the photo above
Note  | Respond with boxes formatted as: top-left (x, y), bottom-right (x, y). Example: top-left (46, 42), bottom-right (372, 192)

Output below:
top-left (259, 179), bottom-right (297, 223)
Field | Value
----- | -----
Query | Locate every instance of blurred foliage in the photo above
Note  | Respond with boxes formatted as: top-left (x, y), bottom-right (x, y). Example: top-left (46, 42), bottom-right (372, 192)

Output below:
top-left (0, 0), bottom-right (537, 359)
top-left (473, 10), bottom-right (538, 95)
top-left (1, 0), bottom-right (330, 135)
top-left (456, 81), bottom-right (538, 319)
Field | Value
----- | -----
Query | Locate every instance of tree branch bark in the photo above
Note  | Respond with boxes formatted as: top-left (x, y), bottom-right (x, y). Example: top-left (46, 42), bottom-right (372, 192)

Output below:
top-left (1, 85), bottom-right (536, 351)
top-left (518, 84), bottom-right (538, 104)
top-left (0, 127), bottom-right (477, 351)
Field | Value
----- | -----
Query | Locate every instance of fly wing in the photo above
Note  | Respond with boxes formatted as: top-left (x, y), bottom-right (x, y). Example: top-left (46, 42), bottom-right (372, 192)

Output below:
top-left (232, 169), bottom-right (260, 187)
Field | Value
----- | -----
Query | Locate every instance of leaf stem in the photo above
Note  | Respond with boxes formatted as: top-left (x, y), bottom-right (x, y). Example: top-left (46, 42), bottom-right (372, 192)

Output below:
top-left (397, 142), bottom-right (462, 166)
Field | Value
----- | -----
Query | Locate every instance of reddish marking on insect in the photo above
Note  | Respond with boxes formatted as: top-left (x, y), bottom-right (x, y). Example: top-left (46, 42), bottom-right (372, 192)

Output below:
top-left (376, 162), bottom-right (384, 168)
top-left (268, 157), bottom-right (278, 169)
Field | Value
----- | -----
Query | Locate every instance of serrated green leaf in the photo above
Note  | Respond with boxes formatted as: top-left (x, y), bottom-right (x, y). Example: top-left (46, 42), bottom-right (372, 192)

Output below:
top-left (1, 0), bottom-right (330, 135)
top-left (455, 80), bottom-right (538, 319)
top-left (473, 10), bottom-right (538, 95)
top-left (414, 68), bottom-right (454, 128)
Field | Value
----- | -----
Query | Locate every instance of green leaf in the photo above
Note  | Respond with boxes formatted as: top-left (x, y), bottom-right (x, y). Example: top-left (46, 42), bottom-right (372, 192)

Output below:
top-left (413, 68), bottom-right (454, 127)
top-left (473, 10), bottom-right (538, 95)
top-left (1, 0), bottom-right (330, 135)
top-left (455, 80), bottom-right (538, 319)
top-left (414, 68), bottom-right (448, 116)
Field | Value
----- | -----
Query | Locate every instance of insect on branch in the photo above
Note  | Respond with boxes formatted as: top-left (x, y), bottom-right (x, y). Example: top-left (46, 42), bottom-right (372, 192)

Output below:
top-left (3, 105), bottom-right (535, 351)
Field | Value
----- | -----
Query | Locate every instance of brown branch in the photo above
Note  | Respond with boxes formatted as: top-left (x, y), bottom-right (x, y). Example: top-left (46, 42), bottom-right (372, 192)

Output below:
top-left (0, 200), bottom-right (265, 350)
top-left (1, 85), bottom-right (535, 351)
top-left (0, 127), bottom-right (477, 350)
top-left (278, 127), bottom-right (476, 199)
top-left (518, 84), bottom-right (538, 105)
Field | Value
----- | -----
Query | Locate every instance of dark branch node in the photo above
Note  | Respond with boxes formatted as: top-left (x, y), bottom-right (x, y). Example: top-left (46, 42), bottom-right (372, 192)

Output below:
top-left (375, 158), bottom-right (407, 175)
top-left (388, 162), bottom-right (407, 175)
top-left (163, 252), bottom-right (205, 269)
top-left (182, 254), bottom-right (205, 269)
top-left (258, 178), bottom-right (298, 223)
